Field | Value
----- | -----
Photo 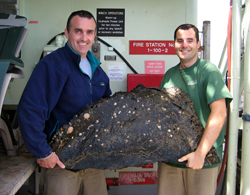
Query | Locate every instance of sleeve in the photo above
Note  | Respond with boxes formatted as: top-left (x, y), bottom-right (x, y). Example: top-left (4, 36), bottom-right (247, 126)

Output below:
top-left (17, 57), bottom-right (67, 158)
top-left (203, 65), bottom-right (232, 107)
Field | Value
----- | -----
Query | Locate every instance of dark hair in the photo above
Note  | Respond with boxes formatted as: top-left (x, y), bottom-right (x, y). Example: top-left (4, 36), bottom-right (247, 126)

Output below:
top-left (66, 10), bottom-right (96, 32)
top-left (174, 24), bottom-right (199, 42)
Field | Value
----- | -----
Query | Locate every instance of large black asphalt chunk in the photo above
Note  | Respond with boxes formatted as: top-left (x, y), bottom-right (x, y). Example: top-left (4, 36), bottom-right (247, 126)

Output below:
top-left (50, 84), bottom-right (220, 170)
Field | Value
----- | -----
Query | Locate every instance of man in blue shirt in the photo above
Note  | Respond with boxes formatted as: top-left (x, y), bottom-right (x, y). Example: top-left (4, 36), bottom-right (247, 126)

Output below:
top-left (17, 10), bottom-right (111, 195)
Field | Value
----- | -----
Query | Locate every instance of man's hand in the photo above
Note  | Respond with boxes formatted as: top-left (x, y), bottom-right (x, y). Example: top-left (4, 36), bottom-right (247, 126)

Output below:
top-left (37, 152), bottom-right (65, 169)
top-left (178, 151), bottom-right (205, 169)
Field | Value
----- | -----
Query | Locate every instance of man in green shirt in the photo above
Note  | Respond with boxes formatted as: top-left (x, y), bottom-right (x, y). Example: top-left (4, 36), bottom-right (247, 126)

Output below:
top-left (158, 24), bottom-right (232, 195)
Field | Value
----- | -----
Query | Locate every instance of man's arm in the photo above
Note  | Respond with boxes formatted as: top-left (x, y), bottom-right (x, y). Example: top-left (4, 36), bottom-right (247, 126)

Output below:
top-left (178, 98), bottom-right (227, 169)
top-left (17, 57), bottom-right (67, 162)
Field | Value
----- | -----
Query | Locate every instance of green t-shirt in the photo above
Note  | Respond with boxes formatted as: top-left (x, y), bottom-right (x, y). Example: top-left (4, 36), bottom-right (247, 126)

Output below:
top-left (160, 58), bottom-right (233, 168)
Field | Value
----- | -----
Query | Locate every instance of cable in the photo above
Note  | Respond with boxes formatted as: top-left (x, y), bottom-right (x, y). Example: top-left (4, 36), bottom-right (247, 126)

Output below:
top-left (217, 0), bottom-right (232, 189)
top-left (39, 33), bottom-right (138, 74)
top-left (39, 32), bottom-right (64, 62)
top-left (97, 37), bottom-right (138, 74)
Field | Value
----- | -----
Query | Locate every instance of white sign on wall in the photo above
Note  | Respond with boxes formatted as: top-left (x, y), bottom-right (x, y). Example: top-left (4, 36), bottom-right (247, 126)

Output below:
top-left (108, 65), bottom-right (124, 81)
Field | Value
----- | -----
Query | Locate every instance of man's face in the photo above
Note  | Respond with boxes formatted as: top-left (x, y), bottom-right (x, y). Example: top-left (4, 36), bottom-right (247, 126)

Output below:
top-left (174, 28), bottom-right (201, 68)
top-left (65, 16), bottom-right (96, 59)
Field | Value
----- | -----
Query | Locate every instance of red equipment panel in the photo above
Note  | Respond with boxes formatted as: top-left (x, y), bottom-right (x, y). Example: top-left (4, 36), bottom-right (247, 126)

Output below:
top-left (127, 74), bottom-right (165, 92)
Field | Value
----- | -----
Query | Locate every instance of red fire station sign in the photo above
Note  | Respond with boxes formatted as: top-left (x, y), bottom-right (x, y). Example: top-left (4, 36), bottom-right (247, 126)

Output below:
top-left (129, 40), bottom-right (176, 55)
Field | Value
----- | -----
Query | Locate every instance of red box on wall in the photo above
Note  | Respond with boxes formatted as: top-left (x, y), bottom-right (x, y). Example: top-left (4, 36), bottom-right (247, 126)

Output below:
top-left (127, 74), bottom-right (165, 92)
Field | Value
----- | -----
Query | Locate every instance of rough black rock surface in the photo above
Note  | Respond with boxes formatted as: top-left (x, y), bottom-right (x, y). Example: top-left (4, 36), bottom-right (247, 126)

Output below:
top-left (50, 85), bottom-right (220, 170)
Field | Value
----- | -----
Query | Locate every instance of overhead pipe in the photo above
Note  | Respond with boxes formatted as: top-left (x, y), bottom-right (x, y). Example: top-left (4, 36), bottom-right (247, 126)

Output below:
top-left (226, 0), bottom-right (242, 194)
top-left (241, 0), bottom-right (250, 194)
